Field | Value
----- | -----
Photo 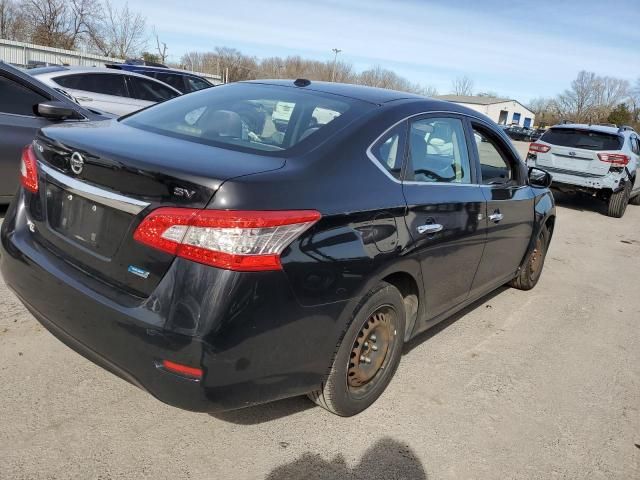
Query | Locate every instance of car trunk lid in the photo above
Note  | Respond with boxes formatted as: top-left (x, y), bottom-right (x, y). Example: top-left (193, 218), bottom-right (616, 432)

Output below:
top-left (29, 120), bottom-right (285, 297)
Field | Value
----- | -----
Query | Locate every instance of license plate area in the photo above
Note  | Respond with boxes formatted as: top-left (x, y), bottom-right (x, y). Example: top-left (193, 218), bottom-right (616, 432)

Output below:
top-left (46, 183), bottom-right (130, 257)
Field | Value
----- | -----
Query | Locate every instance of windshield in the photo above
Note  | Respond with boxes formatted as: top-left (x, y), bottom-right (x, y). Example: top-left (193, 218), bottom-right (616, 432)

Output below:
top-left (541, 128), bottom-right (622, 151)
top-left (122, 82), bottom-right (365, 154)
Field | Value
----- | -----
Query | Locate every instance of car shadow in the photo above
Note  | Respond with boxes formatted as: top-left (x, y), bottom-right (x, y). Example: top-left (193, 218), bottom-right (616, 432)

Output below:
top-left (403, 285), bottom-right (509, 354)
top-left (210, 395), bottom-right (315, 425)
top-left (552, 191), bottom-right (607, 216)
top-left (265, 437), bottom-right (428, 480)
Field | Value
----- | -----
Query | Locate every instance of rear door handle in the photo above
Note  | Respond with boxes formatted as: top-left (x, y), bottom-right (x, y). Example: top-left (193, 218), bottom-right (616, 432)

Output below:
top-left (417, 223), bottom-right (443, 235)
top-left (489, 212), bottom-right (504, 222)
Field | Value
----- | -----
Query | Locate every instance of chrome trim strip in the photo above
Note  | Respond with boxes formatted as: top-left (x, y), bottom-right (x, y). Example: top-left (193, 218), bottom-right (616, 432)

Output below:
top-left (365, 110), bottom-right (494, 186)
top-left (39, 162), bottom-right (150, 215)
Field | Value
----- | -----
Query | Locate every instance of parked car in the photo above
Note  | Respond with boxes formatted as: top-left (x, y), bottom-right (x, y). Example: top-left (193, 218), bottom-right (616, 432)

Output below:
top-left (29, 66), bottom-right (182, 116)
top-left (504, 125), bottom-right (536, 142)
top-left (105, 61), bottom-right (214, 94)
top-left (528, 123), bottom-right (640, 217)
top-left (1, 80), bottom-right (556, 417)
top-left (0, 61), bottom-right (110, 204)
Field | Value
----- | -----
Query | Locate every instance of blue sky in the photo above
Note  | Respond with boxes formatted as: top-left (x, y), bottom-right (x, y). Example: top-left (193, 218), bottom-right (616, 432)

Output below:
top-left (114, 0), bottom-right (640, 102)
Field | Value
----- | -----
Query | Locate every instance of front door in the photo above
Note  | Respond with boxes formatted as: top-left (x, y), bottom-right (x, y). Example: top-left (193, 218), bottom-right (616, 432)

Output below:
top-left (402, 114), bottom-right (486, 322)
top-left (468, 123), bottom-right (535, 297)
top-left (0, 72), bottom-right (50, 200)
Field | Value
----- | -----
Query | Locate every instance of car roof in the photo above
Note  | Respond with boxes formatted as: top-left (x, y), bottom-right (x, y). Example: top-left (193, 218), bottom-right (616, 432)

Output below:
top-left (107, 63), bottom-right (206, 76)
top-left (549, 123), bottom-right (628, 135)
top-left (243, 79), bottom-right (426, 105)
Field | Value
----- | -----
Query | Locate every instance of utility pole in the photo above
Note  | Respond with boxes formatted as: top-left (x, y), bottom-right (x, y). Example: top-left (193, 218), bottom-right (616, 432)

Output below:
top-left (331, 48), bottom-right (342, 82)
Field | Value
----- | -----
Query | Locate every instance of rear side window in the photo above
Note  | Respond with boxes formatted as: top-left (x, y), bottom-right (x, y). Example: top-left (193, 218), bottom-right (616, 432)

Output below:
top-left (128, 76), bottom-right (179, 102)
top-left (541, 128), bottom-right (622, 151)
top-left (406, 117), bottom-right (471, 184)
top-left (370, 125), bottom-right (405, 180)
top-left (0, 75), bottom-right (47, 116)
top-left (122, 83), bottom-right (363, 154)
top-left (55, 73), bottom-right (128, 97)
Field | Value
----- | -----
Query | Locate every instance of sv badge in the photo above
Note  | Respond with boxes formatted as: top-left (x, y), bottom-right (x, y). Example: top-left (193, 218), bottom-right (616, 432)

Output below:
top-left (173, 187), bottom-right (196, 199)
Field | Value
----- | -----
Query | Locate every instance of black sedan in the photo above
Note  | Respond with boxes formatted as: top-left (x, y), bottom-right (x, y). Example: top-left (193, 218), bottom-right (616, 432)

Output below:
top-left (0, 80), bottom-right (555, 416)
top-left (0, 62), bottom-right (110, 203)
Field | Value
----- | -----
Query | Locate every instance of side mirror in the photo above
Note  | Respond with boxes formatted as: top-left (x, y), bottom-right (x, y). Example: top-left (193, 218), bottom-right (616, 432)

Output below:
top-left (37, 101), bottom-right (78, 121)
top-left (528, 167), bottom-right (552, 188)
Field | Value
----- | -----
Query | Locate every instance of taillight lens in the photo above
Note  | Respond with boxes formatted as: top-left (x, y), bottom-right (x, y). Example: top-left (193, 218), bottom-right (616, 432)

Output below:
top-left (597, 153), bottom-right (629, 166)
top-left (20, 145), bottom-right (39, 193)
top-left (161, 360), bottom-right (203, 380)
top-left (529, 143), bottom-right (551, 153)
top-left (134, 208), bottom-right (321, 271)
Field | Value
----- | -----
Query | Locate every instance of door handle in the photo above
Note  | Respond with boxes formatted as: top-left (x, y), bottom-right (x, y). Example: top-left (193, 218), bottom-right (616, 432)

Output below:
top-left (417, 223), bottom-right (443, 235)
top-left (489, 212), bottom-right (504, 222)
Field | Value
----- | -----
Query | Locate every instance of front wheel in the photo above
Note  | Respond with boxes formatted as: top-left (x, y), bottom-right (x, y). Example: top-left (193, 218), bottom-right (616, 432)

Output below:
top-left (510, 225), bottom-right (550, 291)
top-left (308, 282), bottom-right (406, 417)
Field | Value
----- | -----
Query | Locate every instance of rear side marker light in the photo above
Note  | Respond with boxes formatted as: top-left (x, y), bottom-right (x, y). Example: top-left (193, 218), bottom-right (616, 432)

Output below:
top-left (134, 208), bottom-right (321, 271)
top-left (20, 145), bottom-right (39, 193)
top-left (597, 153), bottom-right (629, 166)
top-left (161, 360), bottom-right (203, 380)
top-left (529, 143), bottom-right (550, 153)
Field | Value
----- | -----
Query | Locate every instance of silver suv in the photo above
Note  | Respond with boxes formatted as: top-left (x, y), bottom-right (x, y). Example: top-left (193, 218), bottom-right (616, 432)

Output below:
top-left (527, 124), bottom-right (640, 218)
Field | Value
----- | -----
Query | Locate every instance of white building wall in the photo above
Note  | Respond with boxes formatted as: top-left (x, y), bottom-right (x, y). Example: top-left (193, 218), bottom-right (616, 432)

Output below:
top-left (453, 100), bottom-right (535, 127)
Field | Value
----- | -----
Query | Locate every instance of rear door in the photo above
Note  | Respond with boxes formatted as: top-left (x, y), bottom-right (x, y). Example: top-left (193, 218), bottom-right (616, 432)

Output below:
top-left (534, 127), bottom-right (623, 177)
top-left (53, 73), bottom-right (138, 116)
top-left (468, 122), bottom-right (535, 297)
top-left (126, 75), bottom-right (181, 106)
top-left (401, 114), bottom-right (486, 320)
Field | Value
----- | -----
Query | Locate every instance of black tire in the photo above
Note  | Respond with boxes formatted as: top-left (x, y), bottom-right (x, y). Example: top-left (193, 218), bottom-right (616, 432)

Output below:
top-left (510, 225), bottom-right (550, 291)
top-left (607, 182), bottom-right (631, 218)
top-left (308, 282), bottom-right (406, 417)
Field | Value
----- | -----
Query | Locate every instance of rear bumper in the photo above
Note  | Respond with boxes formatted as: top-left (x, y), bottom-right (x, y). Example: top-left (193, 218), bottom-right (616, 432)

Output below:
top-left (540, 169), bottom-right (622, 192)
top-left (1, 192), bottom-right (349, 412)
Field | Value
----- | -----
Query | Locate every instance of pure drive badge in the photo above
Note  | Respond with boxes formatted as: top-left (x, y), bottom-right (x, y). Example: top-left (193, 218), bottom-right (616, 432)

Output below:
top-left (128, 265), bottom-right (150, 279)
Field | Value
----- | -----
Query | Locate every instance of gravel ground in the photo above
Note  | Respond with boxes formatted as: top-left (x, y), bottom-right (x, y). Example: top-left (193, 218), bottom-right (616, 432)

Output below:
top-left (1, 142), bottom-right (639, 479)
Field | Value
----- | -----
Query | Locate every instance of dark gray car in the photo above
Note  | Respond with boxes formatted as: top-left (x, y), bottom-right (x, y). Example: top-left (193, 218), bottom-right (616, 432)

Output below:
top-left (0, 62), bottom-right (110, 203)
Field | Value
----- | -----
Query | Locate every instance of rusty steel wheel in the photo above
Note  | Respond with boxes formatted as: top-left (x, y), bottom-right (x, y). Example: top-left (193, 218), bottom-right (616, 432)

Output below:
top-left (347, 305), bottom-right (396, 391)
top-left (510, 224), bottom-right (550, 291)
top-left (307, 282), bottom-right (406, 416)
top-left (528, 235), bottom-right (544, 280)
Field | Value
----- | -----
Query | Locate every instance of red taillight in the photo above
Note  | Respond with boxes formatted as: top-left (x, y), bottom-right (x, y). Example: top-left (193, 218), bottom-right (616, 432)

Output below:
top-left (20, 145), bottom-right (38, 193)
top-left (597, 153), bottom-right (629, 166)
top-left (529, 143), bottom-right (551, 153)
top-left (134, 208), bottom-right (321, 271)
top-left (161, 360), bottom-right (203, 380)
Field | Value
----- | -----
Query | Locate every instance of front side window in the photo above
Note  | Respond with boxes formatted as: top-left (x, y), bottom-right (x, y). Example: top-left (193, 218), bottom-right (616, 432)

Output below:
top-left (370, 125), bottom-right (405, 180)
top-left (473, 127), bottom-right (516, 185)
top-left (122, 83), bottom-right (364, 154)
top-left (55, 73), bottom-right (128, 97)
top-left (128, 76), bottom-right (179, 102)
top-left (185, 76), bottom-right (212, 93)
top-left (406, 117), bottom-right (471, 184)
top-left (0, 75), bottom-right (47, 116)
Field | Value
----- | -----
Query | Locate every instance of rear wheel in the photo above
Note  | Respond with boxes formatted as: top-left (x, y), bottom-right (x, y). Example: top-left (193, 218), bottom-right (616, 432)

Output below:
top-left (510, 225), bottom-right (550, 291)
top-left (308, 282), bottom-right (406, 417)
top-left (607, 182), bottom-right (631, 218)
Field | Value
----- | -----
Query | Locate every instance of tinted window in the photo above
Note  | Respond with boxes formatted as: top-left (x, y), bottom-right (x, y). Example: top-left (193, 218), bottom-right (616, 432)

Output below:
top-left (541, 128), bottom-right (622, 151)
top-left (122, 83), bottom-right (362, 154)
top-left (55, 73), bottom-right (128, 97)
top-left (128, 76), bottom-right (179, 102)
top-left (153, 72), bottom-right (186, 93)
top-left (630, 136), bottom-right (640, 155)
top-left (473, 128), bottom-right (514, 185)
top-left (406, 117), bottom-right (471, 183)
top-left (370, 125), bottom-right (405, 180)
top-left (0, 75), bottom-right (47, 116)
top-left (185, 76), bottom-right (212, 92)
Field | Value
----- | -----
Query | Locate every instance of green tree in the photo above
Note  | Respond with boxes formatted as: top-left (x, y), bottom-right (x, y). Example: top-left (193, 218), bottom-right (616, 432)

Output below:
top-left (607, 103), bottom-right (632, 126)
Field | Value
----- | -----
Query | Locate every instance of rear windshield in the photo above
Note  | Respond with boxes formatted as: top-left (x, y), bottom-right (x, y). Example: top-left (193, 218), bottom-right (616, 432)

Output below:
top-left (540, 128), bottom-right (622, 151)
top-left (121, 82), bottom-right (366, 154)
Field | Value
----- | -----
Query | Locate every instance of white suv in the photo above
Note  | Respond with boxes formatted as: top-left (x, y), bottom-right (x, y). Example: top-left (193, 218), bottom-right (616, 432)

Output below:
top-left (29, 67), bottom-right (182, 116)
top-left (527, 124), bottom-right (640, 218)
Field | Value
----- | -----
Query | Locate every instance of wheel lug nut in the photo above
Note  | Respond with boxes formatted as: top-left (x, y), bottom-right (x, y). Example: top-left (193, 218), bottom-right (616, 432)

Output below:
top-left (360, 355), bottom-right (371, 364)
top-left (364, 341), bottom-right (369, 348)
top-left (370, 335), bottom-right (377, 342)
top-left (371, 345), bottom-right (378, 351)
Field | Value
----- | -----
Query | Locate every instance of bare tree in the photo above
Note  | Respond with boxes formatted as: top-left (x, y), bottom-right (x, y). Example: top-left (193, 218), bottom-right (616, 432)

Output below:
top-left (153, 27), bottom-right (167, 63)
top-left (23, 0), bottom-right (100, 49)
top-left (0, 0), bottom-right (28, 40)
top-left (451, 75), bottom-right (474, 96)
top-left (90, 1), bottom-right (146, 58)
